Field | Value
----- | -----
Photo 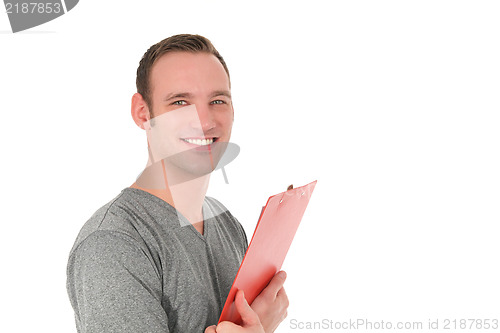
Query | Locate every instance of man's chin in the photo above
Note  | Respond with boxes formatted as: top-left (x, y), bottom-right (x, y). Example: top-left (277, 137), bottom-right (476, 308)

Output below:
top-left (137, 141), bottom-right (238, 188)
top-left (164, 155), bottom-right (221, 184)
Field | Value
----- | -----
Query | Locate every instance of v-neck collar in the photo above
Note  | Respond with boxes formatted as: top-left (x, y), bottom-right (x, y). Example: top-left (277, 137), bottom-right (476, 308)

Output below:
top-left (124, 187), bottom-right (210, 243)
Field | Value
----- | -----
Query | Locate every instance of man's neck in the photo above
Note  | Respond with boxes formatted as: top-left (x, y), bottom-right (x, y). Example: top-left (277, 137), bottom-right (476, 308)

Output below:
top-left (131, 159), bottom-right (210, 235)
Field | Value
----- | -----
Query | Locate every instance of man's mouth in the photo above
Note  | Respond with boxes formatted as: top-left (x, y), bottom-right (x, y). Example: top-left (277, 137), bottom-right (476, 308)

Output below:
top-left (180, 137), bottom-right (218, 146)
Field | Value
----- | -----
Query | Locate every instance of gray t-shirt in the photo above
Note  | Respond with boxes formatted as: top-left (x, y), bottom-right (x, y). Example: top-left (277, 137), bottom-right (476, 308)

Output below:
top-left (67, 187), bottom-right (248, 333)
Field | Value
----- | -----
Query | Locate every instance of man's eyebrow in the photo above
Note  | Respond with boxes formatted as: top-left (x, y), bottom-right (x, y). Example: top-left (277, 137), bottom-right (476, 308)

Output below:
top-left (210, 90), bottom-right (232, 99)
top-left (163, 92), bottom-right (193, 102)
top-left (162, 91), bottom-right (231, 102)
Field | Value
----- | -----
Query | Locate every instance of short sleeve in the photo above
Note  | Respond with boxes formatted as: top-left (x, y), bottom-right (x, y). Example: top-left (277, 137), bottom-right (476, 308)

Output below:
top-left (66, 231), bottom-right (170, 333)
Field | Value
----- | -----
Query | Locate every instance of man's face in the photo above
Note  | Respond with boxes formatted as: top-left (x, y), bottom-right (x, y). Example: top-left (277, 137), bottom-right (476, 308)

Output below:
top-left (146, 51), bottom-right (233, 178)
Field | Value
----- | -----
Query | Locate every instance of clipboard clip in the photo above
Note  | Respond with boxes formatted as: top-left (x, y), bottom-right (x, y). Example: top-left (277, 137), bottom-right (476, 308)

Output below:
top-left (280, 184), bottom-right (294, 203)
top-left (280, 184), bottom-right (306, 203)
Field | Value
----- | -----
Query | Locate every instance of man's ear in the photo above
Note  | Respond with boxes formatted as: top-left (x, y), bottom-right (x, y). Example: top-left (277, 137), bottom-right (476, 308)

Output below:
top-left (131, 93), bottom-right (151, 130)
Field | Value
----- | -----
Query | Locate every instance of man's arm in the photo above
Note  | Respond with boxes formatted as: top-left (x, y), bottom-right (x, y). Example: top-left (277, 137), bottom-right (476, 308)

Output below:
top-left (67, 231), bottom-right (170, 333)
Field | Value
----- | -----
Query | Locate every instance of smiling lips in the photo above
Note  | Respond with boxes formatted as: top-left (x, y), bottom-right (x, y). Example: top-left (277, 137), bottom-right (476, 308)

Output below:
top-left (181, 138), bottom-right (217, 146)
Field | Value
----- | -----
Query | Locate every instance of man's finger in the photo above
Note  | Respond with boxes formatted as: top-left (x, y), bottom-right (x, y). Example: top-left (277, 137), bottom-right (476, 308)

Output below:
top-left (235, 290), bottom-right (261, 327)
top-left (276, 285), bottom-right (289, 307)
top-left (262, 271), bottom-right (287, 299)
top-left (204, 325), bottom-right (217, 333)
top-left (216, 321), bottom-right (240, 332)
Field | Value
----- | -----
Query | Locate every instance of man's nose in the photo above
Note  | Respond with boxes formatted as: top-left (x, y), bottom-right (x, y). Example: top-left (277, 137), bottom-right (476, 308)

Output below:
top-left (192, 104), bottom-right (216, 132)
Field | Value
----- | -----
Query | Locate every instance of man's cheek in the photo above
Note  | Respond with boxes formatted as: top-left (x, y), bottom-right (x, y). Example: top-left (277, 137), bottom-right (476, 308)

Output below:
top-left (147, 105), bottom-right (201, 161)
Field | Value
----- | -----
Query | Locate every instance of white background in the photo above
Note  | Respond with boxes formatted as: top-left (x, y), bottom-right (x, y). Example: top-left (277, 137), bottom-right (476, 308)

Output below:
top-left (1, 1), bottom-right (499, 332)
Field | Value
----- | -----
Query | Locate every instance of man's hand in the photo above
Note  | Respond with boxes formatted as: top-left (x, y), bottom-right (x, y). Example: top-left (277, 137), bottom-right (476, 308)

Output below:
top-left (205, 290), bottom-right (264, 333)
top-left (205, 271), bottom-right (289, 333)
top-left (250, 271), bottom-right (289, 333)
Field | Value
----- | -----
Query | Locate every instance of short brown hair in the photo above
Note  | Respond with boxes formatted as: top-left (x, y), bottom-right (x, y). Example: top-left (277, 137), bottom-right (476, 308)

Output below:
top-left (136, 34), bottom-right (230, 112)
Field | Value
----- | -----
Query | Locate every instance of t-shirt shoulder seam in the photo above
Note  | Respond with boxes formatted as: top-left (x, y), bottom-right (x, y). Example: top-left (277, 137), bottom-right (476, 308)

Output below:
top-left (69, 229), bottom-right (162, 280)
top-left (71, 229), bottom-right (143, 257)
top-left (96, 190), bottom-right (127, 229)
top-left (70, 229), bottom-right (161, 278)
top-left (68, 191), bottom-right (130, 258)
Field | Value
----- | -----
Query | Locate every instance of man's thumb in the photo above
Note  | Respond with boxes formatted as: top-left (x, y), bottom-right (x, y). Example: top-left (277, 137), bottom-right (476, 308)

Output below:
top-left (235, 290), bottom-right (260, 326)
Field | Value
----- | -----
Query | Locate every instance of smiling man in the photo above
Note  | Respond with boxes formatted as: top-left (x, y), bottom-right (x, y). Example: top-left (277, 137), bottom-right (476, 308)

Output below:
top-left (66, 34), bottom-right (288, 333)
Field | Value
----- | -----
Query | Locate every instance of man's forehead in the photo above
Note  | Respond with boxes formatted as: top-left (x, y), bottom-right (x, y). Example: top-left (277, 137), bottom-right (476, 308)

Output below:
top-left (151, 52), bottom-right (226, 78)
top-left (150, 52), bottom-right (230, 97)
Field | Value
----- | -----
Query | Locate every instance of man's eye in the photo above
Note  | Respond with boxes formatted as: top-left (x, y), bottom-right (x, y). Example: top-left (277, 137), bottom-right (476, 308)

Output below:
top-left (211, 100), bottom-right (225, 105)
top-left (173, 100), bottom-right (187, 105)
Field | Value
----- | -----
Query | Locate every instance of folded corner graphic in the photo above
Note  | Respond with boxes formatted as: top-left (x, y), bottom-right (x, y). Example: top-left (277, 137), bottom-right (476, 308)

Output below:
top-left (5, 0), bottom-right (79, 33)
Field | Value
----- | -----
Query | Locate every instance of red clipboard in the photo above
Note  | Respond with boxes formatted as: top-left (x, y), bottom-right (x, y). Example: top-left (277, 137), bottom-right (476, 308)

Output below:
top-left (218, 180), bottom-right (317, 324)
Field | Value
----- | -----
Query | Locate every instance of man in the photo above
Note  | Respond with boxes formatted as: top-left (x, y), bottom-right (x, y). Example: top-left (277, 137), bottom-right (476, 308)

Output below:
top-left (66, 34), bottom-right (288, 333)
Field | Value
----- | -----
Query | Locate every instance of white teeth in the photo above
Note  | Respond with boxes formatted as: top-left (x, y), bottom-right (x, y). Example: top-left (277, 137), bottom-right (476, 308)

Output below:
top-left (183, 138), bottom-right (214, 146)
